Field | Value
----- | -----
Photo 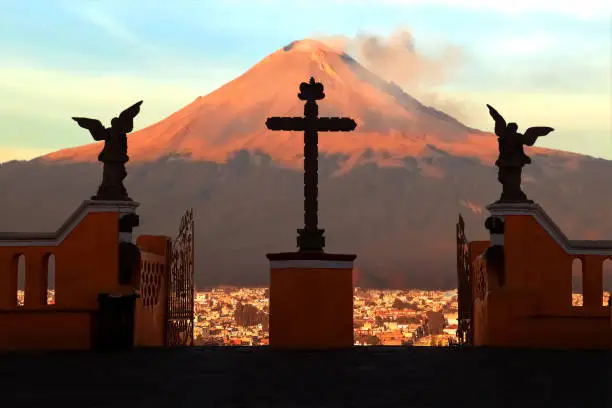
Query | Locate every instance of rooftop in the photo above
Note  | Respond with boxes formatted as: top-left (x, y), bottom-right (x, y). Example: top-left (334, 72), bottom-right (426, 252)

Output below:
top-left (2, 346), bottom-right (610, 407)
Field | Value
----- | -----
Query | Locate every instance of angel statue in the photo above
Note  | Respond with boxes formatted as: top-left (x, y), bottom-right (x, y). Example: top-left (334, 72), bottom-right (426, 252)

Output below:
top-left (72, 101), bottom-right (143, 201)
top-left (486, 104), bottom-right (554, 202)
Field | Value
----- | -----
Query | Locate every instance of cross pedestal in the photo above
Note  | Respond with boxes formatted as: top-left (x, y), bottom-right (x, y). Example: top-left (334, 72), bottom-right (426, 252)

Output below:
top-left (266, 252), bottom-right (356, 349)
top-left (265, 77), bottom-right (358, 349)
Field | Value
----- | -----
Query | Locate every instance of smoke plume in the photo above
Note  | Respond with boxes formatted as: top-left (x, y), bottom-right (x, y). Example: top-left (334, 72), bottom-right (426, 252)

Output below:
top-left (318, 28), bottom-right (472, 121)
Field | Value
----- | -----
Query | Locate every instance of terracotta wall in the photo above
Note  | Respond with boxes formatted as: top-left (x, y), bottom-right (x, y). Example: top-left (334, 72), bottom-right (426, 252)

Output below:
top-left (0, 310), bottom-right (92, 350)
top-left (0, 211), bottom-right (122, 311)
top-left (503, 215), bottom-right (608, 315)
top-left (134, 235), bottom-right (171, 347)
top-left (270, 267), bottom-right (353, 348)
top-left (475, 213), bottom-right (612, 349)
top-left (0, 205), bottom-right (132, 351)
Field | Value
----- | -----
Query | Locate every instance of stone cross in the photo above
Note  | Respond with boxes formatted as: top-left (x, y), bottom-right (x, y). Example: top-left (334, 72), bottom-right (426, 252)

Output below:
top-left (266, 77), bottom-right (357, 252)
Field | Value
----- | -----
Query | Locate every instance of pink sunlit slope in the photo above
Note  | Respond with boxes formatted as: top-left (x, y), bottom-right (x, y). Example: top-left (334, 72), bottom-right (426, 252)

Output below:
top-left (45, 38), bottom-right (580, 174)
top-left (44, 39), bottom-right (547, 169)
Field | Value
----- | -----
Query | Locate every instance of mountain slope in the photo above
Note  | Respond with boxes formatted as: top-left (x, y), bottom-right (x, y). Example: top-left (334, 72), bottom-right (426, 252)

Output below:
top-left (1, 39), bottom-right (609, 289)
top-left (45, 39), bottom-right (552, 169)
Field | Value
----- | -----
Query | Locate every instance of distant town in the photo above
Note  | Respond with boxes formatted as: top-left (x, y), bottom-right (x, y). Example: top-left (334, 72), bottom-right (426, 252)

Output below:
top-left (193, 288), bottom-right (597, 346)
top-left (22, 289), bottom-right (595, 347)
top-left (195, 288), bottom-right (460, 347)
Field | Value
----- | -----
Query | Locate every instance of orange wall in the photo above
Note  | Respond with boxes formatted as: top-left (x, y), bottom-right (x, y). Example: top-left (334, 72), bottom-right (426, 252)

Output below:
top-left (0, 211), bottom-right (122, 311)
top-left (477, 214), bottom-right (612, 349)
top-left (0, 311), bottom-right (91, 350)
top-left (0, 209), bottom-right (143, 351)
top-left (0, 212), bottom-right (173, 351)
top-left (134, 235), bottom-right (170, 347)
top-left (270, 267), bottom-right (353, 348)
top-left (504, 215), bottom-right (608, 316)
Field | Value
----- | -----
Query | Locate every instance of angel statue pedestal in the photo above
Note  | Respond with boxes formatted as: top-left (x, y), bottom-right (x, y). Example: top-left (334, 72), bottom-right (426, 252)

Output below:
top-left (72, 100), bottom-right (143, 202)
top-left (94, 161), bottom-right (131, 201)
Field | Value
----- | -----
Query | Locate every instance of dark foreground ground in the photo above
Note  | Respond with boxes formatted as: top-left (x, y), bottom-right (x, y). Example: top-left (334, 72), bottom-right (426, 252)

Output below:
top-left (1, 346), bottom-right (611, 408)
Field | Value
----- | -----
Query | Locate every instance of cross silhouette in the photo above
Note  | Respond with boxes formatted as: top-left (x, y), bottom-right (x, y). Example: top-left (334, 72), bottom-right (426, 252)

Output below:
top-left (266, 77), bottom-right (357, 252)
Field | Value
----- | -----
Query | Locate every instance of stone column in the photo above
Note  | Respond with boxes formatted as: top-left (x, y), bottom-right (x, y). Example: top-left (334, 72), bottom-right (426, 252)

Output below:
top-left (91, 201), bottom-right (140, 351)
top-left (23, 253), bottom-right (45, 308)
top-left (0, 253), bottom-right (14, 308)
top-left (484, 215), bottom-right (505, 289)
top-left (266, 252), bottom-right (356, 349)
top-left (582, 256), bottom-right (603, 313)
top-left (118, 212), bottom-right (141, 287)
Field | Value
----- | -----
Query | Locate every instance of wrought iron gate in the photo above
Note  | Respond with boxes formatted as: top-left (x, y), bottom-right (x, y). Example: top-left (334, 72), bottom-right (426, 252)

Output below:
top-left (456, 214), bottom-right (473, 345)
top-left (166, 208), bottom-right (195, 347)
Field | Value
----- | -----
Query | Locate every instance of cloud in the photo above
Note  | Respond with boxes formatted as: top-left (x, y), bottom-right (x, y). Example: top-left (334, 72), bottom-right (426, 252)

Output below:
top-left (0, 63), bottom-right (238, 158)
top-left (69, 4), bottom-right (160, 54)
top-left (455, 90), bottom-right (611, 131)
top-left (322, 0), bottom-right (612, 19)
top-left (318, 28), bottom-right (473, 121)
top-left (318, 23), bottom-right (609, 126)
top-left (461, 45), bottom-right (611, 95)
top-left (0, 66), bottom-right (201, 119)
top-left (0, 147), bottom-right (52, 163)
top-left (319, 27), bottom-right (610, 158)
top-left (444, 89), bottom-right (612, 158)
top-left (63, 3), bottom-right (248, 78)
top-left (0, 57), bottom-right (242, 119)
top-left (488, 33), bottom-right (558, 55)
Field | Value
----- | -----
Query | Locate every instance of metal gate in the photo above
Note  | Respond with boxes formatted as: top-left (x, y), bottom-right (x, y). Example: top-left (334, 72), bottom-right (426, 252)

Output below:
top-left (166, 208), bottom-right (195, 347)
top-left (456, 214), bottom-right (473, 345)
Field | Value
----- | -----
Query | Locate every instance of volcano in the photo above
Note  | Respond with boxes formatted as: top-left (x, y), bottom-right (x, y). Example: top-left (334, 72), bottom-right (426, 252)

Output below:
top-left (2, 39), bottom-right (611, 289)
top-left (45, 39), bottom-right (517, 168)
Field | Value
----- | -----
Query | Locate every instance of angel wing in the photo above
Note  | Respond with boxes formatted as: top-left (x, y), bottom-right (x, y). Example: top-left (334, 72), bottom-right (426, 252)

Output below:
top-left (114, 100), bottom-right (143, 134)
top-left (71, 117), bottom-right (108, 141)
top-left (522, 126), bottom-right (554, 146)
top-left (486, 104), bottom-right (507, 137)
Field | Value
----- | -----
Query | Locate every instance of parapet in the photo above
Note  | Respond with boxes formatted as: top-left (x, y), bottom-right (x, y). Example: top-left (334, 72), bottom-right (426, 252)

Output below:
top-left (0, 200), bottom-right (139, 246)
top-left (487, 201), bottom-right (612, 255)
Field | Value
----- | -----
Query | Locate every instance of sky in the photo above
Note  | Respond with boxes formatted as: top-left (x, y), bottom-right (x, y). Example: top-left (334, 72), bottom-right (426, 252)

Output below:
top-left (0, 0), bottom-right (610, 162)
